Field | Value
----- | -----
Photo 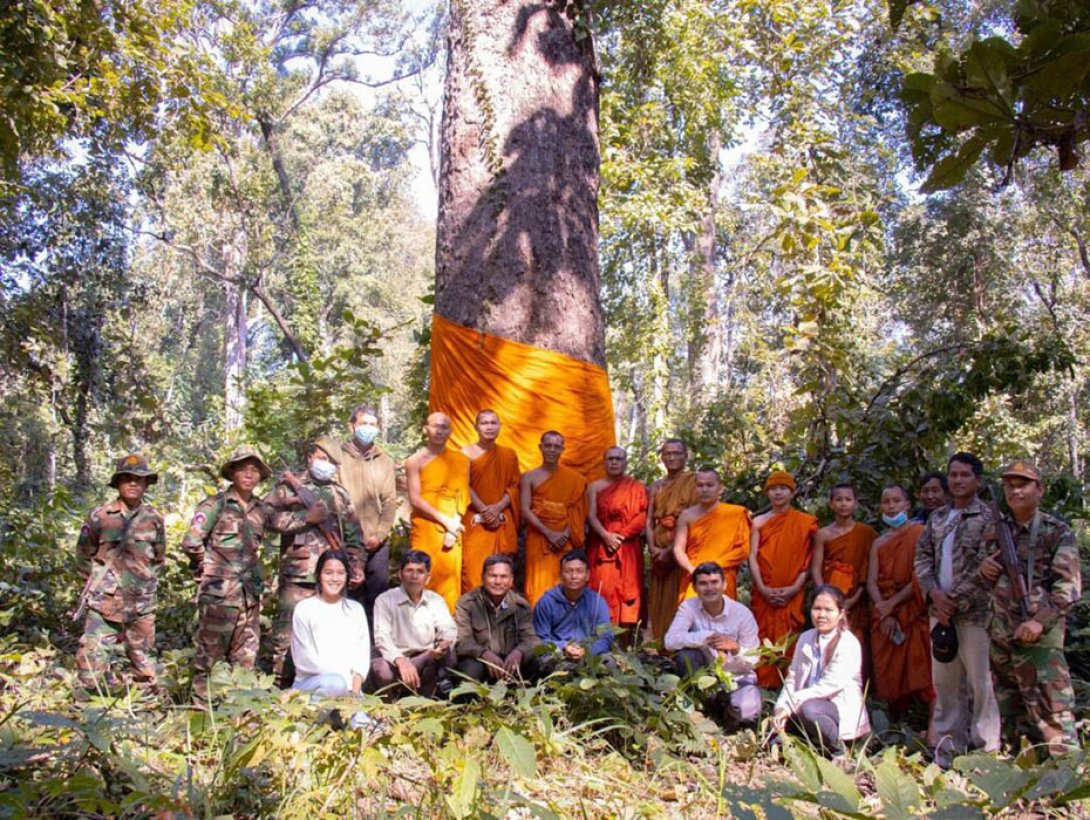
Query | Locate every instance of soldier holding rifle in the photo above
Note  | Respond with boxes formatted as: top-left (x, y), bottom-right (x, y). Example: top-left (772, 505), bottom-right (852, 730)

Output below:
top-left (979, 461), bottom-right (1081, 756)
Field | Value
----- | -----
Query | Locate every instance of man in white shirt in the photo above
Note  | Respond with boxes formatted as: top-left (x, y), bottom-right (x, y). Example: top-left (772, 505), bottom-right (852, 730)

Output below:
top-left (370, 550), bottom-right (458, 697)
top-left (665, 561), bottom-right (762, 728)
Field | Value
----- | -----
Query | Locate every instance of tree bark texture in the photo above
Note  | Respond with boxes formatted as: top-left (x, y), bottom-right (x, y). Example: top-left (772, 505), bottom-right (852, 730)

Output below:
top-left (688, 132), bottom-right (722, 408)
top-left (223, 224), bottom-right (248, 431)
top-left (435, 0), bottom-right (605, 366)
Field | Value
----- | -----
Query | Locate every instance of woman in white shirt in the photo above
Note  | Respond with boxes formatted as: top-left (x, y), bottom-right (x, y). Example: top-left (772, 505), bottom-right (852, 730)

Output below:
top-left (772, 584), bottom-right (871, 757)
top-left (291, 549), bottom-right (371, 697)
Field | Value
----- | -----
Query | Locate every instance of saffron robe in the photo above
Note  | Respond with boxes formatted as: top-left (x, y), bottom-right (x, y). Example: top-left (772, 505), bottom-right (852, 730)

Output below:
top-left (752, 507), bottom-right (818, 688)
top-left (823, 522), bottom-right (877, 642)
top-left (587, 476), bottom-right (649, 624)
top-left (680, 502), bottom-right (751, 603)
top-left (461, 445), bottom-right (520, 592)
top-left (648, 472), bottom-right (698, 643)
top-left (870, 523), bottom-right (932, 704)
top-left (409, 449), bottom-right (470, 611)
top-left (524, 466), bottom-right (588, 606)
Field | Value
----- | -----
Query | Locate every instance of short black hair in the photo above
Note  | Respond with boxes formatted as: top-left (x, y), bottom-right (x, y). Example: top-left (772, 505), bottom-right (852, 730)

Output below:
top-left (482, 553), bottom-right (515, 577)
top-left (560, 550), bottom-right (588, 567)
top-left (883, 483), bottom-right (912, 503)
top-left (400, 550), bottom-right (432, 572)
top-left (919, 471), bottom-right (949, 492)
top-left (696, 466), bottom-right (722, 481)
top-left (349, 404), bottom-right (379, 424)
top-left (691, 561), bottom-right (725, 583)
top-left (948, 452), bottom-right (984, 477)
top-left (811, 583), bottom-right (845, 608)
top-left (829, 482), bottom-right (856, 499)
top-left (660, 437), bottom-right (687, 453)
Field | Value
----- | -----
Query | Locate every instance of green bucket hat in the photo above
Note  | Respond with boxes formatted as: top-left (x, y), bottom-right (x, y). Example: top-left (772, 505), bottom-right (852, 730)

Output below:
top-left (109, 453), bottom-right (159, 488)
top-left (219, 445), bottom-right (272, 481)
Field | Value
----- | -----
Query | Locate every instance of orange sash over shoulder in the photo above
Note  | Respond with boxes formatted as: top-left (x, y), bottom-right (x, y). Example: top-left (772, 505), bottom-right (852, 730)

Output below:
top-left (524, 465), bottom-right (587, 605)
top-left (410, 449), bottom-right (470, 612)
top-left (752, 507), bottom-right (818, 688)
top-left (461, 445), bottom-right (520, 591)
top-left (871, 523), bottom-right (932, 703)
top-left (824, 522), bottom-right (877, 640)
top-left (680, 503), bottom-right (751, 603)
top-left (648, 472), bottom-right (698, 643)
top-left (587, 476), bottom-right (648, 624)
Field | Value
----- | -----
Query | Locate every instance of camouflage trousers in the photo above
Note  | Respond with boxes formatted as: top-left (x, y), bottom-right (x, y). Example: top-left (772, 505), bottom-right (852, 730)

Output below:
top-left (75, 609), bottom-right (156, 689)
top-left (270, 580), bottom-right (316, 688)
top-left (989, 618), bottom-right (1077, 754)
top-left (193, 600), bottom-right (260, 706)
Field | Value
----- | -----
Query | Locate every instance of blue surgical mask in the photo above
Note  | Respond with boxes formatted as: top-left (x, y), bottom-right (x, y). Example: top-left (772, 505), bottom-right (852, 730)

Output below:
top-left (354, 425), bottom-right (379, 446)
top-left (882, 511), bottom-right (908, 528)
top-left (310, 459), bottom-right (337, 482)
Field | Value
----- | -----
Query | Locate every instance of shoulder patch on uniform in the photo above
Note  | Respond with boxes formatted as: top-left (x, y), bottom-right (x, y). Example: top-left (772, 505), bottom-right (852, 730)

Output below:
top-left (80, 523), bottom-right (90, 536)
top-left (193, 512), bottom-right (207, 527)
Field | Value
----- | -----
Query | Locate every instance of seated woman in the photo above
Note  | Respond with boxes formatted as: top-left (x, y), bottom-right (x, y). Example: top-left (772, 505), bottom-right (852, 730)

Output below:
top-left (291, 549), bottom-right (371, 697)
top-left (772, 584), bottom-right (871, 757)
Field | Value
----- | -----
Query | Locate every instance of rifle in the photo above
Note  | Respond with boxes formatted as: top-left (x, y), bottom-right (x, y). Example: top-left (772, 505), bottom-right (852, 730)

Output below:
top-left (277, 467), bottom-right (343, 552)
top-left (71, 559), bottom-right (116, 624)
top-left (989, 500), bottom-right (1032, 622)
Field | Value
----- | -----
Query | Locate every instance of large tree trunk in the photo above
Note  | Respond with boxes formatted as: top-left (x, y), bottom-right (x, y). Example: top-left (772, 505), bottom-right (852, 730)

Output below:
top-left (435, 0), bottom-right (605, 365)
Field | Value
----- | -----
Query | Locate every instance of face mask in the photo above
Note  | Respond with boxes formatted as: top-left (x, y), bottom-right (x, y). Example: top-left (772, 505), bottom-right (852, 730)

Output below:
top-left (882, 511), bottom-right (908, 528)
top-left (354, 425), bottom-right (379, 446)
top-left (310, 459), bottom-right (337, 482)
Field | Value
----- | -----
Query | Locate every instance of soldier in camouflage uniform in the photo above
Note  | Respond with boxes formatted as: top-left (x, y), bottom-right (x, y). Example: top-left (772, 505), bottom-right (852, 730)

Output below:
top-left (182, 445), bottom-right (274, 706)
top-left (75, 453), bottom-right (166, 693)
top-left (979, 460), bottom-right (1082, 756)
top-left (266, 438), bottom-right (365, 688)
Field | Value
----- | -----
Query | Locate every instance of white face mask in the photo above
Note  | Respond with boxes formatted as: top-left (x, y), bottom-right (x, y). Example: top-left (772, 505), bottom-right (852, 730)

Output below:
top-left (309, 459), bottom-right (337, 482)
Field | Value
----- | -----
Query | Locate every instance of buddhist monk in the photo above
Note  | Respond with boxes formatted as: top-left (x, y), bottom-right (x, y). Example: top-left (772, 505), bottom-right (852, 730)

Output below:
top-left (520, 431), bottom-right (588, 606)
top-left (811, 484), bottom-right (876, 648)
top-left (460, 409), bottom-right (520, 592)
top-left (406, 412), bottom-right (470, 611)
top-left (867, 484), bottom-right (933, 715)
top-left (646, 439), bottom-right (699, 644)
top-left (749, 470), bottom-right (818, 688)
top-left (587, 447), bottom-right (648, 644)
top-left (672, 467), bottom-right (751, 602)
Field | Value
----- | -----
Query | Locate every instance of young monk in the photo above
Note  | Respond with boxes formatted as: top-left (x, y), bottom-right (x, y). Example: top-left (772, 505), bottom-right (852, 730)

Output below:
top-left (406, 412), bottom-right (470, 611)
top-left (867, 484), bottom-right (933, 716)
top-left (749, 471), bottom-right (818, 688)
top-left (587, 447), bottom-right (648, 643)
top-left (520, 431), bottom-right (588, 606)
top-left (646, 439), bottom-right (699, 643)
top-left (811, 484), bottom-right (876, 650)
top-left (460, 409), bottom-right (521, 592)
top-left (673, 467), bottom-right (751, 602)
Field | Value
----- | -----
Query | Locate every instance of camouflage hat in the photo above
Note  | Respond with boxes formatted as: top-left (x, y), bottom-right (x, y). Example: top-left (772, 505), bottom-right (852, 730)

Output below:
top-left (220, 445), bottom-right (272, 481)
top-left (109, 453), bottom-right (158, 488)
top-left (1000, 460), bottom-right (1041, 484)
top-left (314, 436), bottom-right (341, 466)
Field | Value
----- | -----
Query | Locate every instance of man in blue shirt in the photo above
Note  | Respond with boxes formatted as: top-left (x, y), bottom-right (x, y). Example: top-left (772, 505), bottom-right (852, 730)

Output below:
top-left (533, 550), bottom-right (613, 667)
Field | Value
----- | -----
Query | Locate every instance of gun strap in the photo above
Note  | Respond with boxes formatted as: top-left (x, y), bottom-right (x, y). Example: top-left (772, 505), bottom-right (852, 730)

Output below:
top-left (1026, 510), bottom-right (1041, 593)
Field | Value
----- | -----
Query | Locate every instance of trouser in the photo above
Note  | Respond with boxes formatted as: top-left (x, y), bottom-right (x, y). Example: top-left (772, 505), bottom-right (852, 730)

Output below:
top-left (193, 600), bottom-right (260, 705)
top-left (294, 672), bottom-right (353, 697)
top-left (930, 618), bottom-right (1000, 762)
top-left (454, 654), bottom-right (544, 685)
top-left (349, 542), bottom-right (390, 633)
top-left (789, 700), bottom-right (843, 756)
top-left (270, 580), bottom-right (316, 688)
top-left (76, 609), bottom-right (157, 688)
top-left (369, 650), bottom-right (454, 698)
top-left (673, 647), bottom-right (762, 725)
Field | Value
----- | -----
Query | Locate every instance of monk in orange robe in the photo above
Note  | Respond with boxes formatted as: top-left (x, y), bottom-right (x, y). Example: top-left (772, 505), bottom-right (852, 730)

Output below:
top-left (673, 468), bottom-right (750, 602)
top-left (461, 409), bottom-right (520, 592)
top-left (867, 484), bottom-right (933, 712)
top-left (520, 431), bottom-right (588, 606)
top-left (811, 484), bottom-right (877, 647)
top-left (406, 412), bottom-right (470, 611)
top-left (750, 470), bottom-right (818, 688)
top-left (646, 439), bottom-right (698, 644)
top-left (587, 447), bottom-right (648, 641)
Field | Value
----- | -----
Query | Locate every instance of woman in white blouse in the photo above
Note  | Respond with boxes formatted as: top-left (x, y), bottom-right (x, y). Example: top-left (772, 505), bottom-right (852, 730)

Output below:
top-left (291, 549), bottom-right (371, 697)
top-left (772, 584), bottom-right (871, 757)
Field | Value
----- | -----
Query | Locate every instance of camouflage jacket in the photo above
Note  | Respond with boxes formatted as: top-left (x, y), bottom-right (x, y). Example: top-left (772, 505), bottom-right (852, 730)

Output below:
top-left (266, 477), bottom-right (364, 583)
top-left (181, 488), bottom-right (272, 607)
top-left (988, 510), bottom-right (1082, 634)
top-left (76, 499), bottom-right (165, 621)
top-left (914, 496), bottom-right (996, 625)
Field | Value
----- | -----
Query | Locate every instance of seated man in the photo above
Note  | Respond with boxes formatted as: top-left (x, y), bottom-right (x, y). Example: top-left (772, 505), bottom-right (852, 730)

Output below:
top-left (533, 550), bottom-right (613, 669)
top-left (371, 550), bottom-right (457, 698)
top-left (664, 561), bottom-right (762, 729)
top-left (454, 554), bottom-right (541, 683)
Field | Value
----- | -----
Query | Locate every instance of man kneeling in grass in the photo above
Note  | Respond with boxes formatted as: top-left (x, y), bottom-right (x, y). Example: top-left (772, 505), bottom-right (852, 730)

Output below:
top-left (533, 550), bottom-right (614, 671)
top-left (665, 561), bottom-right (762, 730)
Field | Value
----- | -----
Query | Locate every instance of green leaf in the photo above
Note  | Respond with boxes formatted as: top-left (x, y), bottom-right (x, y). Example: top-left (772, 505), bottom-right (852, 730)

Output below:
top-left (784, 737), bottom-right (822, 792)
top-left (814, 755), bottom-right (862, 813)
top-left (496, 726), bottom-right (537, 778)
top-left (921, 135), bottom-right (989, 192)
top-left (876, 753), bottom-right (921, 820)
top-left (447, 757), bottom-right (481, 819)
top-left (953, 753), bottom-right (1032, 809)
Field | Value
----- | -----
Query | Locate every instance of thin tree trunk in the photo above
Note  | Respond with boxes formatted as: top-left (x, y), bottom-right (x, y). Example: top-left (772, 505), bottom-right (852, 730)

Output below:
top-left (435, 0), bottom-right (605, 365)
top-left (689, 132), bottom-right (723, 408)
top-left (223, 224), bottom-right (248, 431)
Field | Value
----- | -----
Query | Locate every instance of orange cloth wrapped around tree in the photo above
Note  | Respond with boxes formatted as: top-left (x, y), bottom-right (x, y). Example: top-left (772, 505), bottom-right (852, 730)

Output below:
top-left (680, 503), bottom-right (751, 604)
top-left (871, 523), bottom-right (933, 704)
top-left (752, 508), bottom-right (818, 688)
top-left (587, 476), bottom-right (648, 625)
top-left (823, 523), bottom-right (877, 642)
top-left (461, 445), bottom-right (521, 592)
top-left (648, 472), bottom-right (698, 643)
top-left (525, 466), bottom-right (588, 605)
top-left (409, 449), bottom-right (470, 611)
